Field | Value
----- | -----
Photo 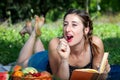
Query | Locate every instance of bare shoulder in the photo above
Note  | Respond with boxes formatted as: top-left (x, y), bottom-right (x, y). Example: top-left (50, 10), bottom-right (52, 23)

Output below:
top-left (92, 35), bottom-right (103, 46)
top-left (48, 37), bottom-right (60, 56)
top-left (48, 37), bottom-right (61, 74)
top-left (49, 37), bottom-right (59, 44)
top-left (49, 37), bottom-right (59, 49)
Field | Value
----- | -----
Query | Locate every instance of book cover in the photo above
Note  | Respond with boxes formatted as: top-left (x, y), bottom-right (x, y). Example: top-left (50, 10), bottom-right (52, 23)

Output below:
top-left (70, 52), bottom-right (109, 80)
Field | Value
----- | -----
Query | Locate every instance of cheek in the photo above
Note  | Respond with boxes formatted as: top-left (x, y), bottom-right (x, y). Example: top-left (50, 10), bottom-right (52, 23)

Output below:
top-left (77, 29), bottom-right (85, 39)
top-left (75, 29), bottom-right (83, 35)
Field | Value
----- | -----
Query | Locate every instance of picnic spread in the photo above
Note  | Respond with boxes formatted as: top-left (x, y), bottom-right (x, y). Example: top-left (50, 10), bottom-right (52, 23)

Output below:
top-left (0, 64), bottom-right (52, 80)
top-left (1, 63), bottom-right (120, 80)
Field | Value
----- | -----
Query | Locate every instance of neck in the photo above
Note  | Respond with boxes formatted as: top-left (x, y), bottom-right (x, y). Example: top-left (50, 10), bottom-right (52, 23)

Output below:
top-left (70, 38), bottom-right (85, 55)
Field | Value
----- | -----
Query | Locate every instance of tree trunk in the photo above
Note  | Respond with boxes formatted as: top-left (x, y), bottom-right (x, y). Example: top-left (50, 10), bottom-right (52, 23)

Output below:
top-left (85, 0), bottom-right (91, 13)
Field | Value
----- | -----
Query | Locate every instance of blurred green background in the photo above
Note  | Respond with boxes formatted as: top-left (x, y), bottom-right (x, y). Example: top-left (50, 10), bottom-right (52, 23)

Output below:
top-left (0, 0), bottom-right (120, 65)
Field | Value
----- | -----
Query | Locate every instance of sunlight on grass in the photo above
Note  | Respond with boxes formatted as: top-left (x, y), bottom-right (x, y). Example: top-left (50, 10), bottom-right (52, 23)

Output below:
top-left (0, 16), bottom-right (120, 65)
top-left (93, 23), bottom-right (120, 39)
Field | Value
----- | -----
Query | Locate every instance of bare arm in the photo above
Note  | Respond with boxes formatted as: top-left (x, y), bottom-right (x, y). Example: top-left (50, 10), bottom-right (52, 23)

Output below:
top-left (92, 36), bottom-right (104, 69)
top-left (48, 38), bottom-right (70, 80)
top-left (92, 36), bottom-right (110, 73)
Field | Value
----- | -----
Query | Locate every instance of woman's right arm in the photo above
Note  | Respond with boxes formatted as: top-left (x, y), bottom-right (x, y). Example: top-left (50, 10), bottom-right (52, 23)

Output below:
top-left (48, 38), bottom-right (70, 80)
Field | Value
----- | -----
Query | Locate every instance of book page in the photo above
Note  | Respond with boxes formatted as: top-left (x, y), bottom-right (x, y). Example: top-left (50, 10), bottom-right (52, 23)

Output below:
top-left (99, 52), bottom-right (109, 73)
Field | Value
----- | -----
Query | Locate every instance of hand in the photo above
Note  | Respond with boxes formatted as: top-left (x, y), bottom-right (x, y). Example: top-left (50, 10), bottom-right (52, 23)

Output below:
top-left (99, 61), bottom-right (110, 80)
top-left (104, 60), bottom-right (111, 73)
top-left (57, 38), bottom-right (70, 59)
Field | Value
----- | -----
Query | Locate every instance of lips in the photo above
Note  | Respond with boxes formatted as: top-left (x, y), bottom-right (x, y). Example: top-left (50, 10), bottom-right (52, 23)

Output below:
top-left (66, 35), bottom-right (73, 42)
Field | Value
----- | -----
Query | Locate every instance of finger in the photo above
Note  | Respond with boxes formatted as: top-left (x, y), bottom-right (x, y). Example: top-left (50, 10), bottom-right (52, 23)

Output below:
top-left (57, 42), bottom-right (67, 52)
top-left (106, 64), bottom-right (111, 73)
top-left (59, 39), bottom-right (68, 50)
top-left (60, 38), bottom-right (68, 44)
top-left (104, 62), bottom-right (111, 73)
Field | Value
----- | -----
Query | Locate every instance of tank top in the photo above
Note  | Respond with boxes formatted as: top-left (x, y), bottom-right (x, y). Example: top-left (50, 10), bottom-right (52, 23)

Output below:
top-left (69, 44), bottom-right (93, 77)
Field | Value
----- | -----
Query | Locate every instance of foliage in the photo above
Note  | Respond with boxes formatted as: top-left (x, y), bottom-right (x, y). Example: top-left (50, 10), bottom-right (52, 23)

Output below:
top-left (100, 0), bottom-right (120, 13)
top-left (93, 23), bottom-right (120, 65)
top-left (0, 26), bottom-right (24, 64)
top-left (0, 18), bottom-right (120, 65)
top-left (0, 20), bottom-right (63, 65)
top-left (0, 0), bottom-right (86, 23)
top-left (1, 0), bottom-right (120, 24)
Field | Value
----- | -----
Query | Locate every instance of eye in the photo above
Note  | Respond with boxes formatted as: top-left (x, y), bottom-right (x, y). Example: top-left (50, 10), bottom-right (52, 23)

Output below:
top-left (72, 23), bottom-right (77, 28)
top-left (63, 23), bottom-right (68, 27)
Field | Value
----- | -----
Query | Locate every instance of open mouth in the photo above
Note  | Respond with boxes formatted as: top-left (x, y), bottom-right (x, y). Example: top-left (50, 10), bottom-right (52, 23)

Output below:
top-left (66, 35), bottom-right (73, 42)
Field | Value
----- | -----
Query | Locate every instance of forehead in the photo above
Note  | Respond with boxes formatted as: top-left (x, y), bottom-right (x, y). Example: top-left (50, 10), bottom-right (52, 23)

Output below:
top-left (64, 14), bottom-right (82, 22)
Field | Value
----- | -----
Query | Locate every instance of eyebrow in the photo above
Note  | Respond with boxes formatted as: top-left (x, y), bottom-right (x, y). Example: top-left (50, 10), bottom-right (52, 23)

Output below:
top-left (64, 21), bottom-right (78, 23)
top-left (72, 21), bottom-right (77, 23)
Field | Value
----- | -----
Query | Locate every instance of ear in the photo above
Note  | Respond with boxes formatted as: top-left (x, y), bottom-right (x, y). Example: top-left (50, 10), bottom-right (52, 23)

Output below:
top-left (84, 27), bottom-right (89, 35)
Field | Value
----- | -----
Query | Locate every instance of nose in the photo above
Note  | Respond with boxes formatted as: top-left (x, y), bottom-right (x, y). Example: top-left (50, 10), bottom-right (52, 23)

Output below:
top-left (66, 26), bottom-right (72, 32)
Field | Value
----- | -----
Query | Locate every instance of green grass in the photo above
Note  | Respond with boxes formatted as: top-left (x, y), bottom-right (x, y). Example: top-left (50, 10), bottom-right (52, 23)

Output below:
top-left (93, 23), bottom-right (120, 65)
top-left (0, 19), bottom-right (120, 65)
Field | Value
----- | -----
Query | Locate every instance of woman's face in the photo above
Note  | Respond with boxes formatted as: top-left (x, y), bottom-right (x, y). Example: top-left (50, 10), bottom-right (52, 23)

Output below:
top-left (63, 14), bottom-right (85, 46)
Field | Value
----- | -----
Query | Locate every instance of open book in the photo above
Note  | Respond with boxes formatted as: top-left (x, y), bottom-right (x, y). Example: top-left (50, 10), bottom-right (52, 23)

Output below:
top-left (70, 52), bottom-right (109, 80)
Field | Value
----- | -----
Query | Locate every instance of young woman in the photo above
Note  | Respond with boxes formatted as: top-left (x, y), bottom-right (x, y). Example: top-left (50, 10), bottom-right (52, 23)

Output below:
top-left (48, 9), bottom-right (110, 80)
top-left (17, 9), bottom-right (110, 80)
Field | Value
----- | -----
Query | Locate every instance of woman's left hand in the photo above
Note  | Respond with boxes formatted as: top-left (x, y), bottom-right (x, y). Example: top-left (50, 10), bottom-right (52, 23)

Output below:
top-left (98, 60), bottom-right (111, 80)
top-left (104, 60), bottom-right (111, 73)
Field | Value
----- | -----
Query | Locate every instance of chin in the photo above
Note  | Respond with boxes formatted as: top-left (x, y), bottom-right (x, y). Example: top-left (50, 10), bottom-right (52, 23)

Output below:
top-left (68, 42), bottom-right (74, 47)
